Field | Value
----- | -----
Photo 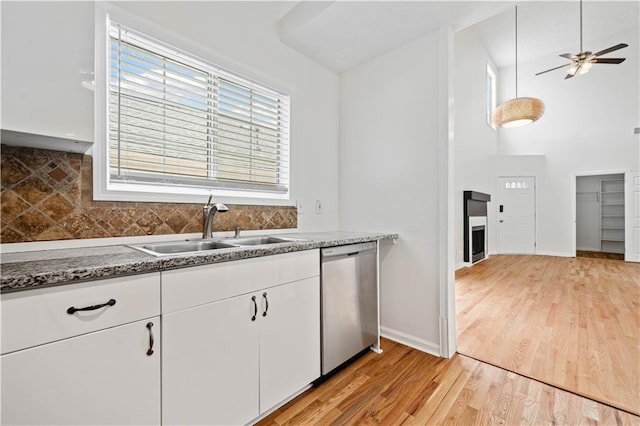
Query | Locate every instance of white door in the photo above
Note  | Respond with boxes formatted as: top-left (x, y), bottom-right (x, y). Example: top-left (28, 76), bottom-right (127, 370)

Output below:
top-left (259, 277), bottom-right (320, 412)
top-left (628, 172), bottom-right (640, 262)
top-left (1, 318), bottom-right (161, 425)
top-left (162, 294), bottom-right (260, 426)
top-left (497, 177), bottom-right (536, 254)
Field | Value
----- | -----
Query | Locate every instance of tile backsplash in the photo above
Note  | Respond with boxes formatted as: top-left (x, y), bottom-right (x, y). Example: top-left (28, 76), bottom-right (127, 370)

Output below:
top-left (0, 145), bottom-right (296, 244)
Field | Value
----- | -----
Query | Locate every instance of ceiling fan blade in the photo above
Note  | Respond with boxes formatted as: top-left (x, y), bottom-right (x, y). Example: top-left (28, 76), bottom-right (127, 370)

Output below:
top-left (591, 58), bottom-right (626, 64)
top-left (535, 63), bottom-right (572, 76)
top-left (593, 43), bottom-right (628, 57)
top-left (564, 62), bottom-right (581, 79)
top-left (559, 53), bottom-right (579, 59)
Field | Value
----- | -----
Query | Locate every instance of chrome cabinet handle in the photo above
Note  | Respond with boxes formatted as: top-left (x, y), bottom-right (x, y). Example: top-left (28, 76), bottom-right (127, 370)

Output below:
top-left (146, 322), bottom-right (155, 356)
top-left (67, 298), bottom-right (116, 315)
top-left (251, 296), bottom-right (257, 321)
top-left (262, 292), bottom-right (269, 317)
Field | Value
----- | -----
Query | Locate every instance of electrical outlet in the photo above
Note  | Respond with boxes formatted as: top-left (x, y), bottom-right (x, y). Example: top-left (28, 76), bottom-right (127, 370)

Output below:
top-left (315, 200), bottom-right (323, 214)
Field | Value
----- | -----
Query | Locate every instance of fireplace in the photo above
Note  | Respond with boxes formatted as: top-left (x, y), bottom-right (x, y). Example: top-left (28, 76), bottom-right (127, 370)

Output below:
top-left (463, 191), bottom-right (491, 264)
top-left (471, 225), bottom-right (486, 263)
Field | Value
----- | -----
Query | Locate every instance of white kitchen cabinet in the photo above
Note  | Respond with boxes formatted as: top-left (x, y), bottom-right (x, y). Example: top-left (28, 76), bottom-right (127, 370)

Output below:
top-left (1, 273), bottom-right (161, 425)
top-left (259, 277), bottom-right (320, 411)
top-left (1, 317), bottom-right (161, 425)
top-left (161, 250), bottom-right (320, 425)
top-left (162, 292), bottom-right (261, 425)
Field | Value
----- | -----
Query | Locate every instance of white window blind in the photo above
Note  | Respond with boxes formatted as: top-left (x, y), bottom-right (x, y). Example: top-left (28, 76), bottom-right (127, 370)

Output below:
top-left (108, 20), bottom-right (290, 195)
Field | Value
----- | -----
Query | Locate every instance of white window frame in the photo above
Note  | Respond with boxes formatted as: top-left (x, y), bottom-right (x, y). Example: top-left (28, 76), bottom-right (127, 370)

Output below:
top-left (486, 62), bottom-right (497, 130)
top-left (93, 4), bottom-right (292, 205)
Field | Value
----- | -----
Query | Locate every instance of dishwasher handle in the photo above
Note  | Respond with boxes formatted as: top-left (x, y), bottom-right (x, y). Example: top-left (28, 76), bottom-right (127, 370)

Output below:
top-left (321, 241), bottom-right (377, 259)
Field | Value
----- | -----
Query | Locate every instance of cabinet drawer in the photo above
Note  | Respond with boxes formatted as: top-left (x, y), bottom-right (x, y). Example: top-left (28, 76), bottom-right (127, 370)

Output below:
top-left (1, 273), bottom-right (160, 354)
top-left (162, 249), bottom-right (319, 313)
top-left (162, 255), bottom-right (277, 314)
top-left (278, 249), bottom-right (319, 284)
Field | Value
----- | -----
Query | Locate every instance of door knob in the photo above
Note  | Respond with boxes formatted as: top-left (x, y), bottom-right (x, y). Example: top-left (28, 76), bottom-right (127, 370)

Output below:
top-left (499, 220), bottom-right (504, 223)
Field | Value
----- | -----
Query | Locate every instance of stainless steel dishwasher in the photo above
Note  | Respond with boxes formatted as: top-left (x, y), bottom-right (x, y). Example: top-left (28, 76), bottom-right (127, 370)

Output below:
top-left (320, 241), bottom-right (378, 375)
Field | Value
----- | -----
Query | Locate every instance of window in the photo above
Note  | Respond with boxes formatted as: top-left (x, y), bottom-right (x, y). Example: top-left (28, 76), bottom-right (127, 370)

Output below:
top-left (486, 63), bottom-right (496, 129)
top-left (104, 19), bottom-right (290, 200)
top-left (504, 181), bottom-right (527, 189)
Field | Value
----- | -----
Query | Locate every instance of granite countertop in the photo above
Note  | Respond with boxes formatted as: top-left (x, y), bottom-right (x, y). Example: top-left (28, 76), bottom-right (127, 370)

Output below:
top-left (0, 231), bottom-right (397, 293)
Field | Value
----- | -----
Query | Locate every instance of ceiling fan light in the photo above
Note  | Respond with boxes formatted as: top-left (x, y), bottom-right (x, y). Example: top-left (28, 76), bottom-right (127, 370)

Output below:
top-left (492, 97), bottom-right (545, 128)
top-left (580, 62), bottom-right (593, 74)
top-left (567, 66), bottom-right (578, 75)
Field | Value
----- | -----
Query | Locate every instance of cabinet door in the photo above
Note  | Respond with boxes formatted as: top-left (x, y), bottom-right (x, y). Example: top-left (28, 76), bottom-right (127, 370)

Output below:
top-left (162, 294), bottom-right (260, 425)
top-left (1, 317), bottom-right (160, 425)
top-left (259, 277), bottom-right (320, 411)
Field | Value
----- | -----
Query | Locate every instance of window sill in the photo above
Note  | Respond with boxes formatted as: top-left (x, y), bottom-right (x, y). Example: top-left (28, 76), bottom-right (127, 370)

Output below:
top-left (94, 184), bottom-right (294, 206)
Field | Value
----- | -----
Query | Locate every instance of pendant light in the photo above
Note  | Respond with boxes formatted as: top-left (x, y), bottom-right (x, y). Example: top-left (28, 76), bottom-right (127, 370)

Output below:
top-left (492, 6), bottom-right (545, 128)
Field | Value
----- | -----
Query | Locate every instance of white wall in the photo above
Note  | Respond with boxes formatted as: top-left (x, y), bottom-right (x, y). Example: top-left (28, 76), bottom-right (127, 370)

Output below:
top-left (339, 30), bottom-right (449, 356)
top-left (496, 27), bottom-right (640, 256)
top-left (1, 1), bottom-right (340, 232)
top-left (453, 28), bottom-right (499, 268)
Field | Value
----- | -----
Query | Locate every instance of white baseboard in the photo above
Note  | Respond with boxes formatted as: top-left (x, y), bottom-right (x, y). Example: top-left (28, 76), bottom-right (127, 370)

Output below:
top-left (455, 262), bottom-right (470, 271)
top-left (380, 326), bottom-right (441, 357)
top-left (576, 247), bottom-right (601, 252)
top-left (536, 251), bottom-right (574, 258)
top-left (489, 251), bottom-right (573, 258)
top-left (456, 254), bottom-right (495, 271)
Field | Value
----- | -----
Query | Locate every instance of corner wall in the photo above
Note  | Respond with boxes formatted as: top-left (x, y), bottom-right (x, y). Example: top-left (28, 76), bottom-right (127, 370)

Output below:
top-left (453, 28), bottom-right (499, 268)
top-left (339, 30), bottom-right (450, 355)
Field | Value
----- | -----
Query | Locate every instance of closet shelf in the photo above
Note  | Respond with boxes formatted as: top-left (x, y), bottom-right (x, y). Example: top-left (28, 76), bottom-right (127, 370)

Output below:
top-left (599, 176), bottom-right (625, 252)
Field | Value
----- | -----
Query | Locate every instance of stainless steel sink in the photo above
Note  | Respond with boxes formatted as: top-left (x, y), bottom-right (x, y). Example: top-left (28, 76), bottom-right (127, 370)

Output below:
top-left (219, 236), bottom-right (309, 246)
top-left (128, 235), bottom-right (310, 256)
top-left (129, 240), bottom-right (239, 256)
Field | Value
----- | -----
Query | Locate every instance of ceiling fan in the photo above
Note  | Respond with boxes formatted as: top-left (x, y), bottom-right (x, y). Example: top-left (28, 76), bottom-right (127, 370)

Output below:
top-left (535, 0), bottom-right (628, 79)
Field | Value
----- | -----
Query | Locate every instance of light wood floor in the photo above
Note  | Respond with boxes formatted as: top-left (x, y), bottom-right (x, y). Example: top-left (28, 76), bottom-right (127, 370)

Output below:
top-left (456, 254), bottom-right (640, 416)
top-left (258, 338), bottom-right (639, 425)
top-left (577, 250), bottom-right (625, 261)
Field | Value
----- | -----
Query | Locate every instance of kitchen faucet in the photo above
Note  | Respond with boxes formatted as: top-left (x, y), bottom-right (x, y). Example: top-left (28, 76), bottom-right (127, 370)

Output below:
top-left (202, 195), bottom-right (229, 239)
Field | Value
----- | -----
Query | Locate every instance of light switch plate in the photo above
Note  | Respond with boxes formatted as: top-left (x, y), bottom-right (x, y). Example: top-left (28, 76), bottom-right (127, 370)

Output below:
top-left (315, 200), bottom-right (323, 214)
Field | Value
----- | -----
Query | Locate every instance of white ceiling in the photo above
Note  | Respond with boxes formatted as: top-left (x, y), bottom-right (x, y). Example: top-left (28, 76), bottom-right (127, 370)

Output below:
top-left (472, 1), bottom-right (639, 69)
top-left (278, 1), bottom-right (639, 73)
